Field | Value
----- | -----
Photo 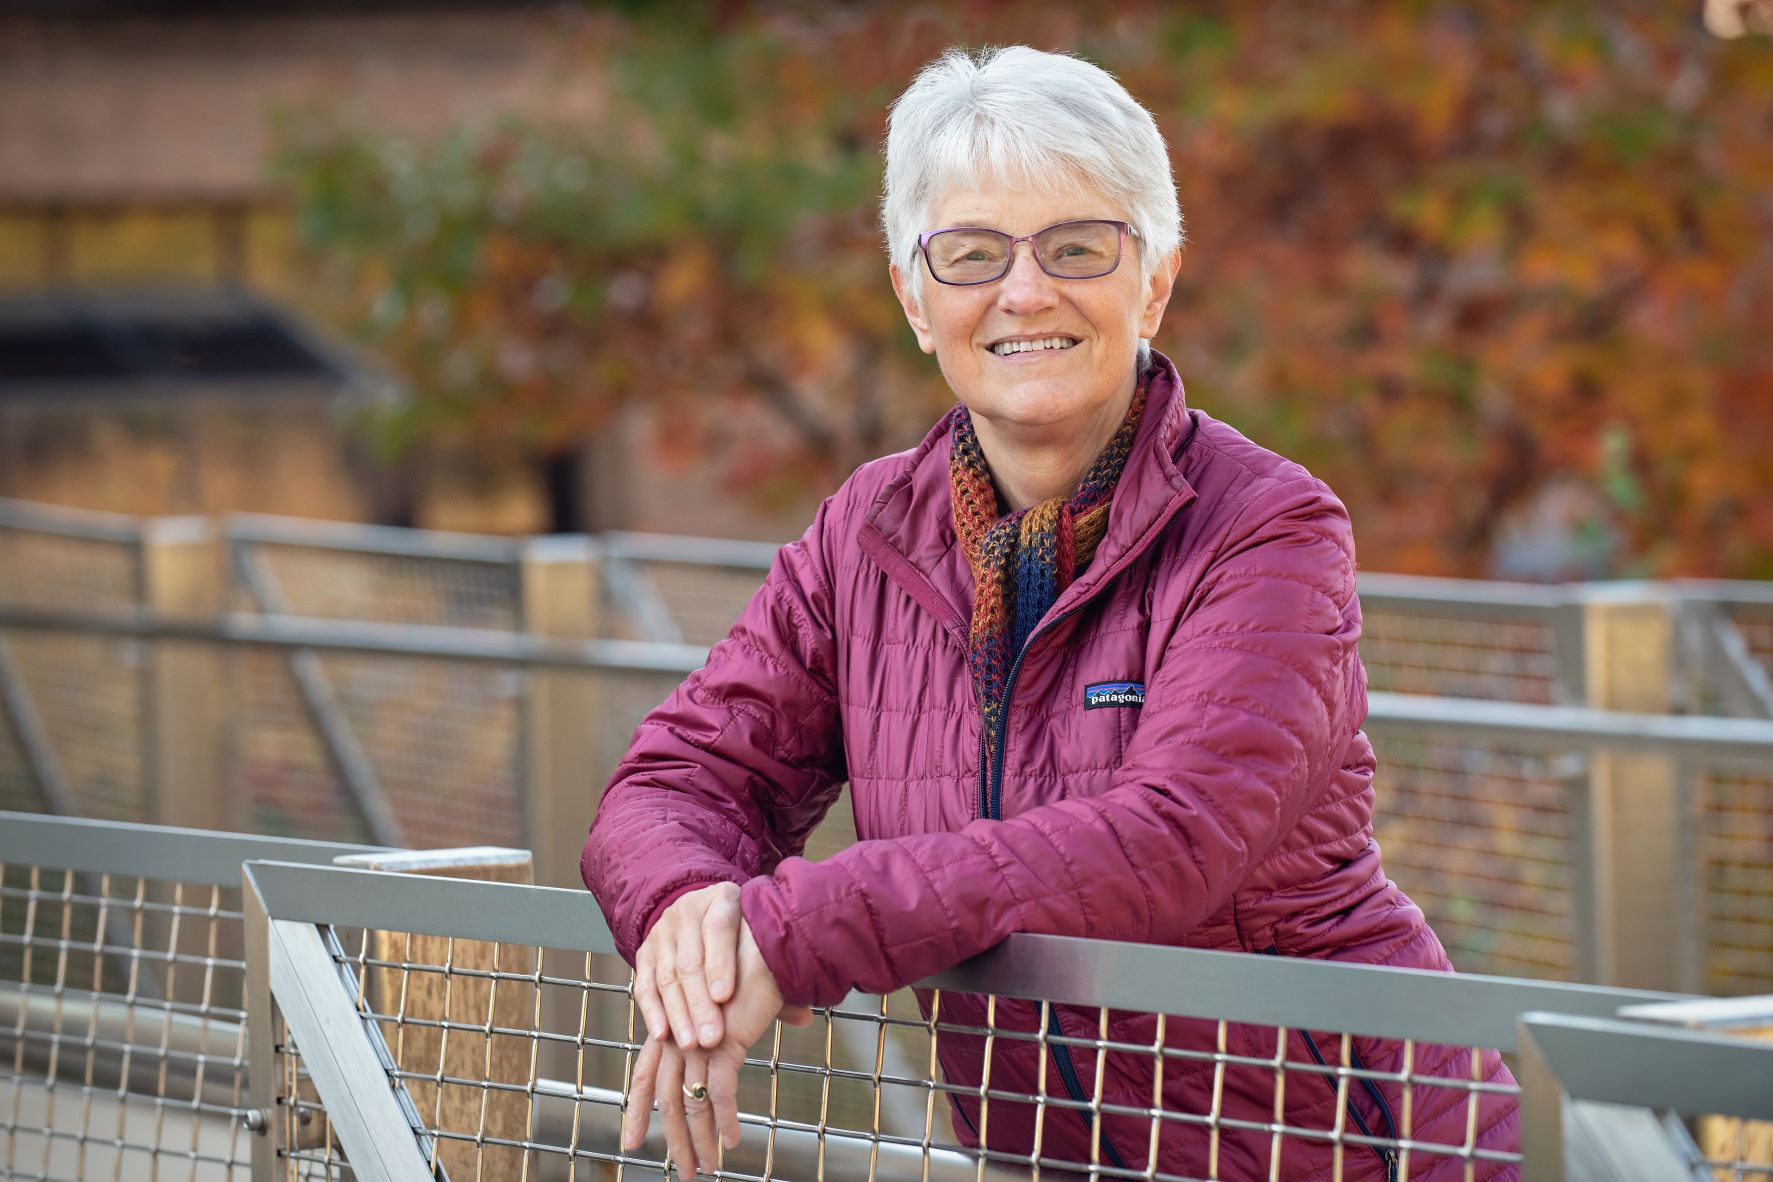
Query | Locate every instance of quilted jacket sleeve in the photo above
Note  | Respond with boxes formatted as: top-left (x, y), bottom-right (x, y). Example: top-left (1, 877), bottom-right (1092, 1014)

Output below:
top-left (581, 497), bottom-right (848, 965)
top-left (741, 477), bottom-right (1365, 1006)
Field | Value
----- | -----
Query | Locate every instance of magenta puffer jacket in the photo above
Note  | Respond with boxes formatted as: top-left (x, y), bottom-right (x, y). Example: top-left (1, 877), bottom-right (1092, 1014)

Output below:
top-left (584, 351), bottom-right (1519, 1180)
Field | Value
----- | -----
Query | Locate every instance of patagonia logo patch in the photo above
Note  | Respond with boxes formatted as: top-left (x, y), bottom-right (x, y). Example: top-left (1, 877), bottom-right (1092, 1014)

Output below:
top-left (1084, 680), bottom-right (1146, 710)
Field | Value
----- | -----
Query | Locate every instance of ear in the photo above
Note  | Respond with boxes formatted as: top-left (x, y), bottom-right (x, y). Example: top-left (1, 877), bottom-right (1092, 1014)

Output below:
top-left (889, 263), bottom-right (938, 355)
top-left (1137, 247), bottom-right (1183, 340)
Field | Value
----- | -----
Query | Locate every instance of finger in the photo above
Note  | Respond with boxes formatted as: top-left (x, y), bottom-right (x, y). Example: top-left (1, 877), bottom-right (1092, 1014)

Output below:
top-left (657, 953), bottom-right (700, 1052)
top-left (657, 1042), bottom-right (696, 1178)
top-left (632, 949), bottom-right (668, 1044)
top-left (621, 1035), bottom-right (662, 1151)
top-left (701, 889), bottom-right (741, 1005)
top-left (681, 1046), bottom-right (720, 1173)
top-left (674, 919), bottom-right (725, 1049)
top-left (781, 1004), bottom-right (814, 1027)
top-left (708, 1045), bottom-right (744, 1152)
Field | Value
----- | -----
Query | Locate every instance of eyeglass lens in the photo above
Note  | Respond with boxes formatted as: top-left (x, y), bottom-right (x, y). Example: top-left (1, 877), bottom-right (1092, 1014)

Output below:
top-left (925, 221), bottom-right (1123, 284)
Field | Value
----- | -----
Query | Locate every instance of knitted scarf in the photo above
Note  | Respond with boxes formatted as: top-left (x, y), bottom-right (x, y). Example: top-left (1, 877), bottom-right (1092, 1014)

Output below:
top-left (949, 374), bottom-right (1149, 752)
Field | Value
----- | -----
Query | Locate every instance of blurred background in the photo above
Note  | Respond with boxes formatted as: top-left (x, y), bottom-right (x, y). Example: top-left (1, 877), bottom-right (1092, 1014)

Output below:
top-left (4, 0), bottom-right (1770, 570)
top-left (3, 4), bottom-right (1773, 1178)
top-left (1, 0), bottom-right (1771, 991)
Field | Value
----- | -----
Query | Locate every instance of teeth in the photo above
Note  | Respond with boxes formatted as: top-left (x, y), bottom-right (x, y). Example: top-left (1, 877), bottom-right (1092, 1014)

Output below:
top-left (992, 336), bottom-right (1077, 356)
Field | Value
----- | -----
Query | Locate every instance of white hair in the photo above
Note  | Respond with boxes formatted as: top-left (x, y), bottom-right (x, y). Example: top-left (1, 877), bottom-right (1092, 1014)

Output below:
top-left (881, 45), bottom-right (1184, 300)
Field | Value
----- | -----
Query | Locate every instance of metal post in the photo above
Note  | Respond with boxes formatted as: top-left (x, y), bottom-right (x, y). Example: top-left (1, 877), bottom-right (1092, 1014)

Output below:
top-left (332, 848), bottom-right (537, 1180)
top-left (139, 516), bottom-right (227, 830)
top-left (1514, 1020), bottom-right (1565, 1182)
top-left (242, 866), bottom-right (279, 1182)
top-left (518, 536), bottom-right (610, 1096)
top-left (518, 536), bottom-right (600, 891)
top-left (1579, 584), bottom-right (1684, 991)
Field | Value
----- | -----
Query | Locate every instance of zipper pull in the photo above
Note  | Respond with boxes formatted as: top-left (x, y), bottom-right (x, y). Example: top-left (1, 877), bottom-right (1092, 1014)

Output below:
top-left (1382, 1148), bottom-right (1399, 1182)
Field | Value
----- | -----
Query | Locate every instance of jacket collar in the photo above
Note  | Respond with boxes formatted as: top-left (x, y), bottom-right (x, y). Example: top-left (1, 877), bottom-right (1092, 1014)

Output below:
top-left (858, 349), bottom-right (1200, 643)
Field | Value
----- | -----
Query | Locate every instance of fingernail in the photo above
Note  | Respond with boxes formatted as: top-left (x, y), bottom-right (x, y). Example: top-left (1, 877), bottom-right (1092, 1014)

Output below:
top-left (699, 1023), bottom-right (719, 1044)
top-left (647, 1017), bottom-right (665, 1041)
top-left (722, 1131), bottom-right (739, 1150)
top-left (712, 978), bottom-right (729, 995)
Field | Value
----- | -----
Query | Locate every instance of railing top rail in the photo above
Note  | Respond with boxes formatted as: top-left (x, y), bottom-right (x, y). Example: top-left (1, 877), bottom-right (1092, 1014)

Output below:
top-left (1363, 689), bottom-right (1773, 761)
top-left (224, 511), bottom-right (522, 564)
top-left (1616, 994), bottom-right (1773, 1031)
top-left (1668, 577), bottom-right (1773, 608)
top-left (0, 810), bottom-right (391, 886)
top-left (10, 498), bottom-right (1773, 610)
top-left (1521, 1011), bottom-right (1773, 1121)
top-left (242, 860), bottom-right (1690, 1051)
top-left (1354, 571), bottom-right (1575, 614)
top-left (0, 604), bottom-right (711, 675)
top-left (602, 530), bottom-right (782, 572)
top-left (0, 495), bottom-right (142, 544)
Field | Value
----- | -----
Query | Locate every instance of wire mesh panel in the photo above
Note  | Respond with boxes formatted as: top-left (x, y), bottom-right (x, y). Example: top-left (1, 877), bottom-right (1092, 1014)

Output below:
top-left (268, 913), bottom-right (1533, 1182)
top-left (238, 543), bottom-right (521, 632)
top-left (1694, 1126), bottom-right (1773, 1182)
top-left (0, 862), bottom-right (251, 1180)
top-left (610, 561), bottom-right (770, 649)
top-left (224, 533), bottom-right (527, 848)
top-left (276, 1034), bottom-right (356, 1181)
top-left (295, 923), bottom-right (988, 1181)
top-left (1369, 735), bottom-right (1581, 981)
top-left (0, 525), bottom-right (146, 823)
top-left (1358, 609), bottom-right (1566, 705)
top-left (230, 646), bottom-right (374, 844)
top-left (1695, 761), bottom-right (1773, 997)
top-left (0, 704), bottom-right (34, 818)
top-left (305, 654), bottom-right (523, 851)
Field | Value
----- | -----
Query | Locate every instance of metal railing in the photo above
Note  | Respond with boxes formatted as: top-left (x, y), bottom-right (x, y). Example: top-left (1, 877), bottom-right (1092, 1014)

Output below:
top-left (13, 812), bottom-right (1770, 1181)
top-left (1519, 998), bottom-right (1773, 1181)
top-left (0, 812), bottom-right (389, 1180)
top-left (4, 497), bottom-right (1773, 1000)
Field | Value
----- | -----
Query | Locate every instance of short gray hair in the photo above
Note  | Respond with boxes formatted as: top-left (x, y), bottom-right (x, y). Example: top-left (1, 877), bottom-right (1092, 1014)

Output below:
top-left (881, 46), bottom-right (1184, 298)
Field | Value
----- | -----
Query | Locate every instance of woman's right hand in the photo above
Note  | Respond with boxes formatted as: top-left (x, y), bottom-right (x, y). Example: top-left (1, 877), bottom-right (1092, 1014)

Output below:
top-left (633, 882), bottom-right (743, 1049)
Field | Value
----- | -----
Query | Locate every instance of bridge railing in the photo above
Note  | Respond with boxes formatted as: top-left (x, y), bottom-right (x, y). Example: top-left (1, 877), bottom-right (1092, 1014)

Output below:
top-left (9, 811), bottom-right (1771, 1181)
top-left (1, 498), bottom-right (1770, 1010)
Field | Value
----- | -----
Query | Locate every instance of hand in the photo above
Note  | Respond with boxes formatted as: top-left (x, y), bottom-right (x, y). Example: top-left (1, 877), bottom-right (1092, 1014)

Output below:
top-left (623, 919), bottom-right (812, 1177)
top-left (634, 882), bottom-right (743, 1050)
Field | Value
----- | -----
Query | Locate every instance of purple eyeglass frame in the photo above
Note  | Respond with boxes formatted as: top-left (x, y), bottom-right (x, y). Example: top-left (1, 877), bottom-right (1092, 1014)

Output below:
top-left (916, 219), bottom-right (1140, 286)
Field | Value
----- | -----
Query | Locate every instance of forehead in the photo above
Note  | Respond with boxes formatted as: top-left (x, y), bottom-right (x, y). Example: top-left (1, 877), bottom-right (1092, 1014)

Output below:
top-left (927, 177), bottom-right (1123, 235)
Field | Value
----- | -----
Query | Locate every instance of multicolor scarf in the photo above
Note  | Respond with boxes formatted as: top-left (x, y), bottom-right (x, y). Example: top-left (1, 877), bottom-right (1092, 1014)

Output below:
top-left (950, 374), bottom-right (1149, 749)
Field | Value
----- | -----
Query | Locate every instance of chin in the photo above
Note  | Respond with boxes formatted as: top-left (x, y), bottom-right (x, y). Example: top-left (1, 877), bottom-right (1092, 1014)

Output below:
top-left (977, 380), bottom-right (1098, 430)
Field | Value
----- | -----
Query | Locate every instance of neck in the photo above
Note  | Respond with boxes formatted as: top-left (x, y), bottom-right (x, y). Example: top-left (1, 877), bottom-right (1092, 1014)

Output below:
top-left (971, 376), bottom-right (1137, 513)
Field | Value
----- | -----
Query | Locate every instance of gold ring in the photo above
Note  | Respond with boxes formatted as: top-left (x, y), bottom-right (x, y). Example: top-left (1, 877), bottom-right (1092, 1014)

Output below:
top-left (682, 1081), bottom-right (708, 1103)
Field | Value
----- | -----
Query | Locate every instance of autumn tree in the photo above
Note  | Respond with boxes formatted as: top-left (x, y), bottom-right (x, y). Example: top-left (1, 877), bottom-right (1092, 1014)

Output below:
top-left (277, 1), bottom-right (1773, 576)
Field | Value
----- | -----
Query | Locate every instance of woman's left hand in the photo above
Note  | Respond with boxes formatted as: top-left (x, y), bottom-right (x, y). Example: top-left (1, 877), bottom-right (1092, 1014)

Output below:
top-left (623, 918), bottom-right (811, 1176)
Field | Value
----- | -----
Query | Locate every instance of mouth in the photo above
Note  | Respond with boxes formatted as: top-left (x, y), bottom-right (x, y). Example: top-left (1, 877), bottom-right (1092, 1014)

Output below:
top-left (988, 335), bottom-right (1081, 358)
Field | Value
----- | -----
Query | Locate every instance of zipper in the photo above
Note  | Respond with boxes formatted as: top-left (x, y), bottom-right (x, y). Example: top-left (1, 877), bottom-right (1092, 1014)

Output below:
top-left (1046, 1005), bottom-right (1128, 1171)
top-left (976, 581), bottom-right (1108, 820)
top-left (978, 579), bottom-right (1129, 1168)
top-left (1262, 948), bottom-right (1398, 1180)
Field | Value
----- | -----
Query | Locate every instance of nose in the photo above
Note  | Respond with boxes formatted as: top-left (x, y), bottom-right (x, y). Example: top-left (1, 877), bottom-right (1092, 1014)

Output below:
top-left (993, 240), bottom-right (1058, 315)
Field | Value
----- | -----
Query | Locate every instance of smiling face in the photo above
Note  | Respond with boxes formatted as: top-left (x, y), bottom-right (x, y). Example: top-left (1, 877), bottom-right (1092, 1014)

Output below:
top-left (891, 178), bottom-right (1181, 444)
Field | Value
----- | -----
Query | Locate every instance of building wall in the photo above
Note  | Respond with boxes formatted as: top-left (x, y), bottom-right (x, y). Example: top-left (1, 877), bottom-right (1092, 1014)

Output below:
top-left (0, 394), bottom-right (379, 523)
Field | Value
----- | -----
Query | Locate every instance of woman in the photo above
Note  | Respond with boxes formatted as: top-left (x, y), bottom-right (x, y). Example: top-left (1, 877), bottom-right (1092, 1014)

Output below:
top-left (585, 45), bottom-right (1519, 1180)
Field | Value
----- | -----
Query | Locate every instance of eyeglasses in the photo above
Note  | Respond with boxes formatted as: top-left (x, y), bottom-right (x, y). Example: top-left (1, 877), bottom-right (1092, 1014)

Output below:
top-left (917, 219), bottom-right (1138, 286)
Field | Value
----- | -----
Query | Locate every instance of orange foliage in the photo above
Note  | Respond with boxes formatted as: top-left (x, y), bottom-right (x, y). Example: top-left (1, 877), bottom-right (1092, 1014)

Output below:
top-left (277, 2), bottom-right (1773, 577)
